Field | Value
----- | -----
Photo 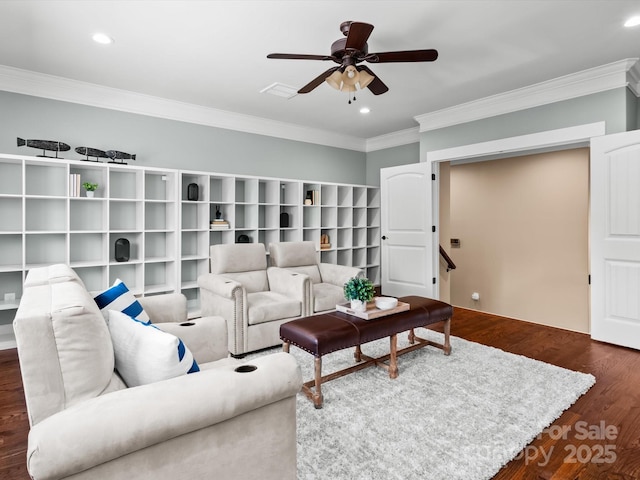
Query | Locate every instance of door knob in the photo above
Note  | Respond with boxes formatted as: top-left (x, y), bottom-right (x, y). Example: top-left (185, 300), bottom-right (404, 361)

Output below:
top-left (382, 235), bottom-right (387, 240)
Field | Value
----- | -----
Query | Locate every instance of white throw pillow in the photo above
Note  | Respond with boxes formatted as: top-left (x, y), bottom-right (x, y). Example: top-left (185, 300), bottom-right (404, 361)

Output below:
top-left (108, 310), bottom-right (200, 387)
top-left (94, 279), bottom-right (150, 324)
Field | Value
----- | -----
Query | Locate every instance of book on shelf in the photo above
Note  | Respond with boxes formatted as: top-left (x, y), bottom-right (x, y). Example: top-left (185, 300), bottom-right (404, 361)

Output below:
top-left (305, 189), bottom-right (320, 205)
top-left (210, 219), bottom-right (230, 230)
top-left (69, 174), bottom-right (81, 197)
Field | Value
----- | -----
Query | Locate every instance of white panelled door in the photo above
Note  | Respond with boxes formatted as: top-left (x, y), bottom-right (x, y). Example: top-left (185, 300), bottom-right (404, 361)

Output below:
top-left (591, 130), bottom-right (640, 350)
top-left (380, 162), bottom-right (435, 298)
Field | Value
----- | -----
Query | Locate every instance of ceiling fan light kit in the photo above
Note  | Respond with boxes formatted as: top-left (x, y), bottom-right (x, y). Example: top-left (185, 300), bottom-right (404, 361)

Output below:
top-left (267, 20), bottom-right (438, 102)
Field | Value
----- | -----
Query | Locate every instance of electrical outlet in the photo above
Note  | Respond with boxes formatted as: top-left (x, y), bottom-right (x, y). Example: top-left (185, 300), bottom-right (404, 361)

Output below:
top-left (4, 292), bottom-right (16, 302)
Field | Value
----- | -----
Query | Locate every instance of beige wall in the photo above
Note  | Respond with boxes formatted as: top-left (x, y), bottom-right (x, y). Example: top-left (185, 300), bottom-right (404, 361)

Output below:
top-left (438, 162), bottom-right (451, 303)
top-left (448, 148), bottom-right (590, 333)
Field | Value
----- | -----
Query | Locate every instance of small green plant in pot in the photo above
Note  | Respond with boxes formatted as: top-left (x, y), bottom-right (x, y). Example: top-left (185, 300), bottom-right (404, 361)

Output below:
top-left (343, 276), bottom-right (375, 312)
top-left (82, 182), bottom-right (98, 198)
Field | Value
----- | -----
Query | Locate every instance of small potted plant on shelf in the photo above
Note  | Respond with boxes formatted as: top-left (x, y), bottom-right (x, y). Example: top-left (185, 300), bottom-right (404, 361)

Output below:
top-left (343, 276), bottom-right (375, 312)
top-left (82, 182), bottom-right (98, 198)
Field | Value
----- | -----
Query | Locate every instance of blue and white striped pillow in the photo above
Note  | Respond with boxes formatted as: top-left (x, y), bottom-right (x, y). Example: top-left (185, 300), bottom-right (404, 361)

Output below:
top-left (94, 279), bottom-right (150, 324)
top-left (108, 310), bottom-right (200, 387)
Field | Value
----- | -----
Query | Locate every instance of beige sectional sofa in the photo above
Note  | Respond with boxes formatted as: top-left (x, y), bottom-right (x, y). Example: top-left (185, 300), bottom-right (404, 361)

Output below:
top-left (13, 264), bottom-right (302, 480)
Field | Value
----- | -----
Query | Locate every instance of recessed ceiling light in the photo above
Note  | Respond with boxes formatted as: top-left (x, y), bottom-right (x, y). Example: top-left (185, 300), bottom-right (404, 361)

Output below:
top-left (92, 33), bottom-right (114, 45)
top-left (624, 16), bottom-right (640, 27)
top-left (359, 107), bottom-right (371, 114)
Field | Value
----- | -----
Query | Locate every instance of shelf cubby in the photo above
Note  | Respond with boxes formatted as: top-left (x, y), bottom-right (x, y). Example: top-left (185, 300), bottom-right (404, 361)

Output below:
top-left (144, 232), bottom-right (175, 261)
top-left (144, 261), bottom-right (175, 293)
top-left (25, 198), bottom-right (66, 231)
top-left (181, 173), bottom-right (208, 202)
top-left (353, 247), bottom-right (366, 268)
top-left (321, 184), bottom-right (337, 206)
top-left (109, 263), bottom-right (142, 293)
top-left (0, 235), bottom-right (23, 269)
top-left (70, 233), bottom-right (106, 264)
top-left (0, 271), bottom-right (23, 308)
top-left (25, 162), bottom-right (67, 197)
top-left (353, 227), bottom-right (366, 248)
top-left (70, 199), bottom-right (105, 231)
top-left (337, 228), bottom-right (352, 249)
top-left (181, 230), bottom-right (208, 259)
top-left (0, 160), bottom-right (22, 195)
top-left (26, 234), bottom-right (66, 267)
top-left (109, 232), bottom-right (142, 263)
top-left (235, 177), bottom-right (258, 204)
top-left (109, 200), bottom-right (142, 231)
top-left (145, 201), bottom-right (174, 231)
top-left (337, 186), bottom-right (352, 207)
top-left (353, 187), bottom-right (367, 207)
top-left (0, 197), bottom-right (22, 232)
top-left (337, 207), bottom-right (352, 228)
top-left (321, 207), bottom-right (337, 228)
top-left (210, 176), bottom-right (234, 203)
top-left (145, 171), bottom-right (174, 201)
top-left (74, 266), bottom-right (107, 292)
top-left (109, 169), bottom-right (141, 199)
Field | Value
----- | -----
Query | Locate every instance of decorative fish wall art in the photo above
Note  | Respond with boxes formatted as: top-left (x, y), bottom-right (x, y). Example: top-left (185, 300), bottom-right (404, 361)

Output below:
top-left (106, 150), bottom-right (136, 164)
top-left (75, 147), bottom-right (109, 162)
top-left (17, 138), bottom-right (70, 158)
top-left (17, 137), bottom-right (137, 163)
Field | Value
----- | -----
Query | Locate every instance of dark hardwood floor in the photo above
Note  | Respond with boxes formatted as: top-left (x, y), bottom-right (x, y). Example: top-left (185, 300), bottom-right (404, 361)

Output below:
top-left (1, 307), bottom-right (639, 479)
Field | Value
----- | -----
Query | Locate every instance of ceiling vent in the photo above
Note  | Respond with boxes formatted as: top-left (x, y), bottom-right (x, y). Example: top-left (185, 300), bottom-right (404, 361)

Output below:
top-left (260, 82), bottom-right (298, 99)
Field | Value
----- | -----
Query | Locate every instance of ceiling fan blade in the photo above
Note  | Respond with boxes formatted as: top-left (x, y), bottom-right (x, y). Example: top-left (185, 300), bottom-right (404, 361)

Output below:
top-left (366, 49), bottom-right (438, 63)
top-left (267, 53), bottom-right (334, 61)
top-left (298, 66), bottom-right (340, 93)
top-left (358, 65), bottom-right (389, 95)
top-left (344, 22), bottom-right (374, 51)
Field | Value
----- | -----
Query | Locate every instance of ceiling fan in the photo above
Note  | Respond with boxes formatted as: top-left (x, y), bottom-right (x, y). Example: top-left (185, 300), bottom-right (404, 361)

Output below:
top-left (267, 20), bottom-right (438, 98)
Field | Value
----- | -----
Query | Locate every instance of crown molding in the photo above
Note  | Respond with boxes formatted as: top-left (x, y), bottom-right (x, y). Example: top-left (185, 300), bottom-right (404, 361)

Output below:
top-left (365, 127), bottom-right (420, 152)
top-left (627, 60), bottom-right (640, 96)
top-left (415, 58), bottom-right (640, 133)
top-left (0, 65), bottom-right (366, 152)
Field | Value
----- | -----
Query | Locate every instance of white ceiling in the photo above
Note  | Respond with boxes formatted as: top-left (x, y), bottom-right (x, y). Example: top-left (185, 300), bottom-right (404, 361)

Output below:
top-left (1, 0), bottom-right (639, 142)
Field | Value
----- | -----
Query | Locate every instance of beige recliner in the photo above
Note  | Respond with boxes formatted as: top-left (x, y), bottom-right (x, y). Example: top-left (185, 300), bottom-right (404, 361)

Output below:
top-left (13, 264), bottom-right (302, 480)
top-left (197, 243), bottom-right (307, 356)
top-left (269, 241), bottom-right (364, 315)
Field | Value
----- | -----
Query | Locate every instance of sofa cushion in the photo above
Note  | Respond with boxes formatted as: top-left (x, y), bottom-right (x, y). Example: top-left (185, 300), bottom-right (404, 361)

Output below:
top-left (108, 310), bottom-right (200, 387)
top-left (247, 292), bottom-right (301, 325)
top-left (23, 263), bottom-right (84, 288)
top-left (94, 279), bottom-right (150, 324)
top-left (269, 241), bottom-right (317, 268)
top-left (313, 282), bottom-right (346, 312)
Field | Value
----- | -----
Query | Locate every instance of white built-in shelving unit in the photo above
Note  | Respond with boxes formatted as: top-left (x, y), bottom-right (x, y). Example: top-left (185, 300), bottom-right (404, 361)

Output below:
top-left (0, 153), bottom-right (380, 349)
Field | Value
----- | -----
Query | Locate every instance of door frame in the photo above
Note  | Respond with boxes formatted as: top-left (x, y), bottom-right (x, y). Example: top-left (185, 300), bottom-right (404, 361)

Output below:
top-left (423, 121), bottom-right (605, 315)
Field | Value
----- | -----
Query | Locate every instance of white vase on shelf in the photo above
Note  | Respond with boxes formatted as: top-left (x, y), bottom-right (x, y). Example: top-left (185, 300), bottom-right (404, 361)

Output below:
top-left (85, 191), bottom-right (95, 198)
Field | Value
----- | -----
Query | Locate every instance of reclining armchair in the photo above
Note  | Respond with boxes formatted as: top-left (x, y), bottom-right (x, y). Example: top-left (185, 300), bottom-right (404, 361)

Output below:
top-left (197, 243), bottom-right (307, 356)
top-left (13, 264), bottom-right (302, 480)
top-left (269, 241), bottom-right (364, 314)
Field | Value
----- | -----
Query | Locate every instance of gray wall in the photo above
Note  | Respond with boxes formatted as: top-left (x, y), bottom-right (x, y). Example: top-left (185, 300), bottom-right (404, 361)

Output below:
top-left (422, 88), bottom-right (631, 151)
top-left (0, 91), bottom-right (367, 184)
top-left (365, 142), bottom-right (419, 187)
top-left (363, 87), bottom-right (636, 185)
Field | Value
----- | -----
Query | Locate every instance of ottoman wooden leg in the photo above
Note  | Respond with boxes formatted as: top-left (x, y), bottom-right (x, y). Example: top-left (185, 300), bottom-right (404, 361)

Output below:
top-left (313, 356), bottom-right (324, 408)
top-left (354, 345), bottom-right (362, 362)
top-left (408, 328), bottom-right (416, 344)
top-left (443, 318), bottom-right (452, 356)
top-left (283, 342), bottom-right (290, 353)
top-left (389, 334), bottom-right (399, 379)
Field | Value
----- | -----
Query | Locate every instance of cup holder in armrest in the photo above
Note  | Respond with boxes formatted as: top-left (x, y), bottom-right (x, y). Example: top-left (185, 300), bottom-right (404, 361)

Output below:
top-left (179, 322), bottom-right (195, 327)
top-left (235, 365), bottom-right (257, 373)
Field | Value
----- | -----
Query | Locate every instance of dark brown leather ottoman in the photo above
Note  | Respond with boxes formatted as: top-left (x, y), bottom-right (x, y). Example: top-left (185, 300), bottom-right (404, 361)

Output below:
top-left (280, 295), bottom-right (453, 408)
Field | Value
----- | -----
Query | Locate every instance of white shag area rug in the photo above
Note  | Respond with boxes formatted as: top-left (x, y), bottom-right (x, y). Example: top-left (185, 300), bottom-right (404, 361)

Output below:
top-left (255, 328), bottom-right (596, 480)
